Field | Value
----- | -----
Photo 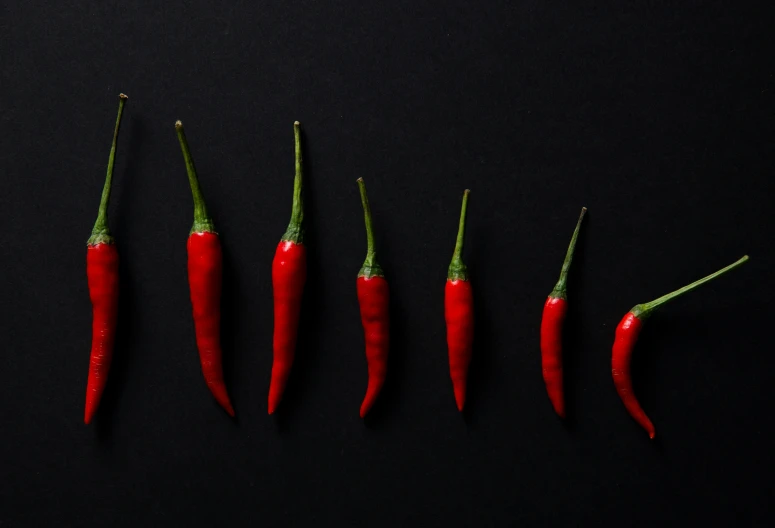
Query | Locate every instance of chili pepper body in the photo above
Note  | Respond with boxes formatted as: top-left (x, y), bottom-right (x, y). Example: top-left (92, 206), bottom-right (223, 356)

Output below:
top-left (357, 276), bottom-right (389, 417)
top-left (84, 242), bottom-right (120, 424)
top-left (355, 178), bottom-right (389, 418)
top-left (611, 312), bottom-right (653, 437)
top-left (540, 296), bottom-right (568, 418)
top-left (268, 122), bottom-right (306, 415)
top-left (84, 94), bottom-right (127, 425)
top-left (187, 231), bottom-right (234, 416)
top-left (176, 120), bottom-right (235, 417)
top-left (445, 190), bottom-right (473, 412)
top-left (611, 255), bottom-right (748, 438)
top-left (269, 240), bottom-right (307, 414)
top-left (446, 278), bottom-right (474, 411)
top-left (540, 207), bottom-right (586, 418)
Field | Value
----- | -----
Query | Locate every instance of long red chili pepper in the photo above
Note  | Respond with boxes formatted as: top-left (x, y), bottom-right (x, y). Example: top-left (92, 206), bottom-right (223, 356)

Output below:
top-left (175, 120), bottom-right (235, 417)
top-left (355, 178), bottom-right (390, 418)
top-left (268, 121), bottom-right (307, 415)
top-left (612, 255), bottom-right (749, 438)
top-left (84, 93), bottom-right (128, 425)
top-left (445, 189), bottom-right (474, 412)
top-left (540, 207), bottom-right (587, 418)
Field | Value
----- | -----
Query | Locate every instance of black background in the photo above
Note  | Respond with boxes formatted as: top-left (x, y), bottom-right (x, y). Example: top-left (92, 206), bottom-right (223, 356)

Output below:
top-left (1, 1), bottom-right (773, 525)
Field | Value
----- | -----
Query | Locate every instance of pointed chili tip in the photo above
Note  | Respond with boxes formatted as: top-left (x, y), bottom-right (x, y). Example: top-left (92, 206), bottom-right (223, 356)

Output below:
top-left (649, 430), bottom-right (656, 440)
top-left (119, 93), bottom-right (128, 100)
top-left (84, 406), bottom-right (95, 425)
top-left (454, 385), bottom-right (466, 411)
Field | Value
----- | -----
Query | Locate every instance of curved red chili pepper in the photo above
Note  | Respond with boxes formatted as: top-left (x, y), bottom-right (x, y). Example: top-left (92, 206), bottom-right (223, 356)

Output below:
top-left (445, 189), bottom-right (474, 412)
top-left (540, 207), bottom-right (586, 418)
top-left (355, 178), bottom-right (390, 418)
top-left (612, 255), bottom-right (749, 438)
top-left (84, 93), bottom-right (127, 425)
top-left (268, 122), bottom-right (307, 414)
top-left (175, 120), bottom-right (235, 417)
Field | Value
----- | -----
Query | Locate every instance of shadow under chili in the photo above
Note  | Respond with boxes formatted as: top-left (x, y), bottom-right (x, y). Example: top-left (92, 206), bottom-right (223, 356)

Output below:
top-left (461, 226), bottom-right (494, 426)
top-left (362, 232), bottom-right (408, 428)
top-left (558, 210), bottom-right (589, 431)
top-left (272, 126), bottom-right (322, 431)
top-left (218, 239), bottom-right (242, 425)
top-left (94, 115), bottom-right (144, 444)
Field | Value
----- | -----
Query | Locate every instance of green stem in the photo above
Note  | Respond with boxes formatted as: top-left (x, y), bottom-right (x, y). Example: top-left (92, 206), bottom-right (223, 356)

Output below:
top-left (447, 189), bottom-right (470, 281)
top-left (175, 120), bottom-right (215, 234)
top-left (281, 121), bottom-right (304, 244)
top-left (550, 207), bottom-right (587, 299)
top-left (631, 255), bottom-right (749, 319)
top-left (357, 178), bottom-right (383, 278)
top-left (88, 93), bottom-right (128, 245)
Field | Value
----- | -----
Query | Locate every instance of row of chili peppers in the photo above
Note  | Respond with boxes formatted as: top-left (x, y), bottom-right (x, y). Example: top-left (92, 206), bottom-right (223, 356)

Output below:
top-left (84, 95), bottom-right (749, 438)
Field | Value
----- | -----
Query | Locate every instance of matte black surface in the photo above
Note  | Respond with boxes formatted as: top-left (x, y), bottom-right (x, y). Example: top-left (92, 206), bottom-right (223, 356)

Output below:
top-left (1, 1), bottom-right (773, 525)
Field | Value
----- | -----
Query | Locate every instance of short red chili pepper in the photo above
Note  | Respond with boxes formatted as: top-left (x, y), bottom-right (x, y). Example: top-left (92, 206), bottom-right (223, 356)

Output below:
top-left (84, 93), bottom-right (128, 425)
top-left (268, 121), bottom-right (307, 415)
top-left (175, 120), bottom-right (235, 417)
top-left (445, 189), bottom-right (474, 412)
top-left (540, 207), bottom-right (587, 418)
top-left (612, 255), bottom-right (749, 438)
top-left (355, 178), bottom-right (390, 418)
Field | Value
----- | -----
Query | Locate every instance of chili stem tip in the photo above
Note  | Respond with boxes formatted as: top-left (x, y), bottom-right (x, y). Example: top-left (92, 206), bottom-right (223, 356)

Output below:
top-left (294, 120), bottom-right (300, 126)
top-left (175, 120), bottom-right (183, 129)
top-left (118, 93), bottom-right (128, 100)
top-left (357, 177), bottom-right (364, 183)
top-left (464, 189), bottom-right (471, 195)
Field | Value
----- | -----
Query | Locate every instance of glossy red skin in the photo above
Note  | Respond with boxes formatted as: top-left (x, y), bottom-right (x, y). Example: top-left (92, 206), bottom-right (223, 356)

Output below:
top-left (84, 242), bottom-right (119, 424)
top-left (268, 240), bottom-right (307, 414)
top-left (540, 296), bottom-right (568, 418)
top-left (445, 278), bottom-right (474, 411)
top-left (357, 275), bottom-right (390, 417)
top-left (187, 231), bottom-right (234, 417)
top-left (612, 312), bottom-right (656, 438)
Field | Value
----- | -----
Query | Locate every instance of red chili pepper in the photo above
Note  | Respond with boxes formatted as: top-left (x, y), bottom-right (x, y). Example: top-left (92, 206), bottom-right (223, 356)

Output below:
top-left (445, 189), bottom-right (474, 412)
top-left (84, 94), bottom-right (128, 425)
top-left (355, 178), bottom-right (390, 418)
top-left (175, 120), bottom-right (235, 417)
top-left (540, 207), bottom-right (587, 418)
top-left (268, 122), bottom-right (307, 415)
top-left (612, 255), bottom-right (749, 438)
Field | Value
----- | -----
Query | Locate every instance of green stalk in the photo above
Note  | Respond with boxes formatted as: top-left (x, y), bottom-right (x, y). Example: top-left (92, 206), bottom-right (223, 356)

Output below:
top-left (447, 189), bottom-right (471, 281)
top-left (281, 121), bottom-right (304, 244)
top-left (175, 120), bottom-right (215, 234)
top-left (88, 93), bottom-right (128, 245)
top-left (631, 255), bottom-right (749, 319)
top-left (550, 207), bottom-right (587, 299)
top-left (357, 178), bottom-right (383, 278)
